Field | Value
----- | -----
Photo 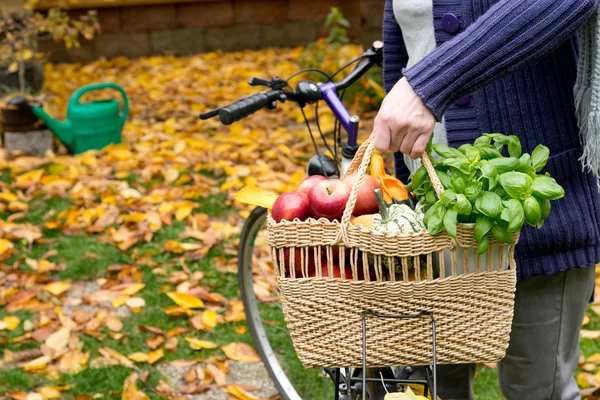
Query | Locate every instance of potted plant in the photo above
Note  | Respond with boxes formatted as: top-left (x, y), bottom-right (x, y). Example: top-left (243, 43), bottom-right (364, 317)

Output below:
top-left (0, 6), bottom-right (99, 155)
top-left (408, 133), bottom-right (565, 274)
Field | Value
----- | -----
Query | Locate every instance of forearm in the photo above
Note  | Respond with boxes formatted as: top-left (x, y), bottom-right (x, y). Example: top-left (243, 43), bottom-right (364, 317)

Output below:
top-left (404, 0), bottom-right (599, 120)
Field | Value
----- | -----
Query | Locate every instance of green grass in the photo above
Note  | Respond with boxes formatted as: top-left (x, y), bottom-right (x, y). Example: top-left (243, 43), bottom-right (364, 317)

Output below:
top-left (10, 233), bottom-right (131, 280)
top-left (0, 186), bottom-right (596, 400)
top-left (0, 367), bottom-right (162, 400)
top-left (195, 193), bottom-right (232, 217)
top-left (474, 366), bottom-right (502, 399)
top-left (18, 197), bottom-right (72, 224)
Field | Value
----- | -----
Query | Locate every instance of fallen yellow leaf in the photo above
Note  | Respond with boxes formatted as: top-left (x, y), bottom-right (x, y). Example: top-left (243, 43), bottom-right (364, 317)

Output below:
top-left (166, 292), bottom-right (204, 309)
top-left (233, 186), bottom-right (278, 209)
top-left (163, 168), bottom-right (179, 183)
top-left (236, 325), bottom-right (247, 334)
top-left (587, 353), bottom-right (600, 364)
top-left (166, 327), bottom-right (188, 337)
top-left (176, 205), bottom-right (193, 221)
top-left (128, 352), bottom-right (150, 363)
top-left (8, 201), bottom-right (28, 212)
top-left (165, 336), bottom-right (178, 351)
top-left (45, 327), bottom-right (70, 353)
top-left (206, 363), bottom-right (226, 385)
top-left (146, 335), bottom-right (164, 350)
top-left (581, 330), bottom-right (600, 339)
top-left (185, 337), bottom-right (218, 350)
top-left (124, 297), bottom-right (145, 310)
top-left (225, 299), bottom-right (246, 322)
top-left (123, 212), bottom-right (146, 223)
top-left (384, 392), bottom-right (412, 399)
top-left (1, 316), bottom-right (20, 331)
top-left (583, 314), bottom-right (591, 326)
top-left (23, 355), bottom-right (51, 372)
top-left (112, 295), bottom-right (129, 308)
top-left (148, 348), bottom-right (164, 364)
top-left (0, 239), bottom-right (14, 256)
top-left (202, 310), bottom-right (217, 330)
top-left (44, 281), bottom-right (72, 296)
top-left (577, 372), bottom-right (595, 389)
top-left (221, 342), bottom-right (260, 362)
top-left (0, 191), bottom-right (18, 202)
top-left (106, 317), bottom-right (123, 332)
top-left (39, 386), bottom-right (62, 399)
top-left (98, 347), bottom-right (134, 368)
top-left (222, 384), bottom-right (260, 400)
top-left (163, 240), bottom-right (203, 253)
top-left (122, 379), bottom-right (149, 400)
top-left (21, 49), bottom-right (34, 61)
top-left (122, 283), bottom-right (145, 296)
top-left (164, 306), bottom-right (194, 316)
top-left (37, 259), bottom-right (57, 273)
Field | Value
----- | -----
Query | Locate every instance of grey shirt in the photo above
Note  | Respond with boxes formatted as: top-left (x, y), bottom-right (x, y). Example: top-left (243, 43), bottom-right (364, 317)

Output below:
top-left (393, 0), bottom-right (448, 172)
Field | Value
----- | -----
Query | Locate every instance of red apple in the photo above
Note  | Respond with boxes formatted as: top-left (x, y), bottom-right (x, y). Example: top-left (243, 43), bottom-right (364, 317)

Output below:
top-left (310, 263), bottom-right (364, 280)
top-left (307, 179), bottom-right (352, 221)
top-left (297, 175), bottom-right (328, 195)
top-left (321, 246), bottom-right (343, 263)
top-left (283, 247), bottom-right (317, 277)
top-left (341, 173), bottom-right (381, 216)
top-left (271, 191), bottom-right (310, 222)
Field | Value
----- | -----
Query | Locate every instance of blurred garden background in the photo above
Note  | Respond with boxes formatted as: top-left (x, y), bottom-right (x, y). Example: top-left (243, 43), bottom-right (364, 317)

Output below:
top-left (0, 1), bottom-right (598, 399)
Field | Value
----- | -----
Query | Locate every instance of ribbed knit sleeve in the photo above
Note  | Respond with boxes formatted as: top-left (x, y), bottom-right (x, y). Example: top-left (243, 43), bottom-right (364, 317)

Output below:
top-left (403, 0), bottom-right (599, 120)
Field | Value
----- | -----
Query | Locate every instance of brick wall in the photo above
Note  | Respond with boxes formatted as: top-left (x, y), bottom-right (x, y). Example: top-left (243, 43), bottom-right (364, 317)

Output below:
top-left (38, 0), bottom-right (384, 62)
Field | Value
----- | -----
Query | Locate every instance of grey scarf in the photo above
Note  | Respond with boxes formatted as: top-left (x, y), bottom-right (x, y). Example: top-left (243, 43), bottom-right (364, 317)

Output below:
top-left (575, 11), bottom-right (600, 189)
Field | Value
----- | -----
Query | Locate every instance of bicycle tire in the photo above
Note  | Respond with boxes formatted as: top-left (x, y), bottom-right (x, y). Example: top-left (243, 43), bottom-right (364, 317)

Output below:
top-left (238, 206), bottom-right (302, 400)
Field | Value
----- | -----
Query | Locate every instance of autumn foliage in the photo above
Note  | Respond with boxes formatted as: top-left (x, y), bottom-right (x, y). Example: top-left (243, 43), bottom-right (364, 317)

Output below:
top-left (0, 39), bottom-right (598, 399)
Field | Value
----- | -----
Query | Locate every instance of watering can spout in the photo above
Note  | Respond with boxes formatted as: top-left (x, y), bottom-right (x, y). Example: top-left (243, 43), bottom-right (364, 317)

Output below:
top-left (32, 106), bottom-right (74, 150)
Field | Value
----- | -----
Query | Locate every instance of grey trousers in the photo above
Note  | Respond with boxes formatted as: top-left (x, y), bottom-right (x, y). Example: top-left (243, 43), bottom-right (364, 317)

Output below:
top-left (436, 265), bottom-right (596, 400)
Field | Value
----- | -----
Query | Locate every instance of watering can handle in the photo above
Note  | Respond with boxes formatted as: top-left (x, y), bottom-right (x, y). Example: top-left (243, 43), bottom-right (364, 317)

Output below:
top-left (69, 83), bottom-right (129, 123)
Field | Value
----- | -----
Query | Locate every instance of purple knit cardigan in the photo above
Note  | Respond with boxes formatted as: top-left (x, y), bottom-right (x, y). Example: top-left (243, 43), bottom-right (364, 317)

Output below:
top-left (383, 0), bottom-right (600, 280)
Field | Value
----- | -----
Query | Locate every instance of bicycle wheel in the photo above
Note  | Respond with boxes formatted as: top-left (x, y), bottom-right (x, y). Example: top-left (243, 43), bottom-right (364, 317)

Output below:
top-left (238, 207), bottom-right (336, 400)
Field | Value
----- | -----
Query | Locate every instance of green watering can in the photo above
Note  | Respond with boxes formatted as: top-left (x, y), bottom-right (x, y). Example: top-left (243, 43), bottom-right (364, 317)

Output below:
top-left (33, 83), bottom-right (128, 154)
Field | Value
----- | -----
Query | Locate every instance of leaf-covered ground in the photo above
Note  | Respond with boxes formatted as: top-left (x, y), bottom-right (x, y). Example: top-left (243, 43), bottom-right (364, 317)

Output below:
top-left (0, 40), bottom-right (598, 399)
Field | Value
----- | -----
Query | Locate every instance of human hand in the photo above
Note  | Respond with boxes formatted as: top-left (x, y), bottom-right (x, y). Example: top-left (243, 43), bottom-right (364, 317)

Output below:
top-left (373, 77), bottom-right (436, 159)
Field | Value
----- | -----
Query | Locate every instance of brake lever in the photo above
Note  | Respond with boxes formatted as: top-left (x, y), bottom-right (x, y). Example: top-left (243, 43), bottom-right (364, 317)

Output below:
top-left (248, 77), bottom-right (272, 87)
top-left (248, 76), bottom-right (289, 90)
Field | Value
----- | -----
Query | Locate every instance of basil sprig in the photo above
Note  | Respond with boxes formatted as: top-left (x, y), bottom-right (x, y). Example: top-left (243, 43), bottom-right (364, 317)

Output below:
top-left (411, 134), bottom-right (564, 254)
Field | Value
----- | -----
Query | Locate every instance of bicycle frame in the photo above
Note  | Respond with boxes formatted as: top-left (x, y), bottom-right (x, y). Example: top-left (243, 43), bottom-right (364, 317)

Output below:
top-left (318, 44), bottom-right (383, 177)
top-left (207, 40), bottom-right (438, 400)
top-left (319, 81), bottom-right (360, 178)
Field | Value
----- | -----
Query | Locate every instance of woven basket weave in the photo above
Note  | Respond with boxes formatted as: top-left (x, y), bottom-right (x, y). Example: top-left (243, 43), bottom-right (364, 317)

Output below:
top-left (267, 134), bottom-right (517, 368)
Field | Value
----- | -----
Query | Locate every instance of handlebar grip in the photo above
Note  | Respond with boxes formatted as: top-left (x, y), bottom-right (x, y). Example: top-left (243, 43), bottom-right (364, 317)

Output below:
top-left (219, 92), bottom-right (272, 125)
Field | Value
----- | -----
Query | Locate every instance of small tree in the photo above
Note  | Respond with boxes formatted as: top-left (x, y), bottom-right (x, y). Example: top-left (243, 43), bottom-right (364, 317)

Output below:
top-left (324, 7), bottom-right (350, 45)
top-left (0, 6), bottom-right (99, 94)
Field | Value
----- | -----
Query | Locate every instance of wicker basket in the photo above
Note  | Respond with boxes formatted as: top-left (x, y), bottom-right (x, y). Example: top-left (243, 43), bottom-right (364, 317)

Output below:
top-left (267, 134), bottom-right (518, 368)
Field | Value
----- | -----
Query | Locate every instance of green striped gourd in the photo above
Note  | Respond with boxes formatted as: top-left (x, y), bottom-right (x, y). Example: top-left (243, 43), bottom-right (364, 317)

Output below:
top-left (372, 189), bottom-right (425, 233)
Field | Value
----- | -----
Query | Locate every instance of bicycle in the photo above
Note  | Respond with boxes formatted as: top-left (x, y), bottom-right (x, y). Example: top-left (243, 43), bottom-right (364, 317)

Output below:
top-left (201, 41), bottom-right (437, 400)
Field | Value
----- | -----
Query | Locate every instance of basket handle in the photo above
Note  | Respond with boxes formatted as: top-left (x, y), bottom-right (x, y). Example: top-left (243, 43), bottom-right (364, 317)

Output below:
top-left (335, 132), bottom-right (444, 246)
top-left (420, 150), bottom-right (445, 198)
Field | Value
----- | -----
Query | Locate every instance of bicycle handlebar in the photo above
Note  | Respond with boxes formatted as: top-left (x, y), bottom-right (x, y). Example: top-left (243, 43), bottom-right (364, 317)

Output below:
top-left (199, 40), bottom-right (383, 125)
top-left (218, 92), bottom-right (276, 125)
